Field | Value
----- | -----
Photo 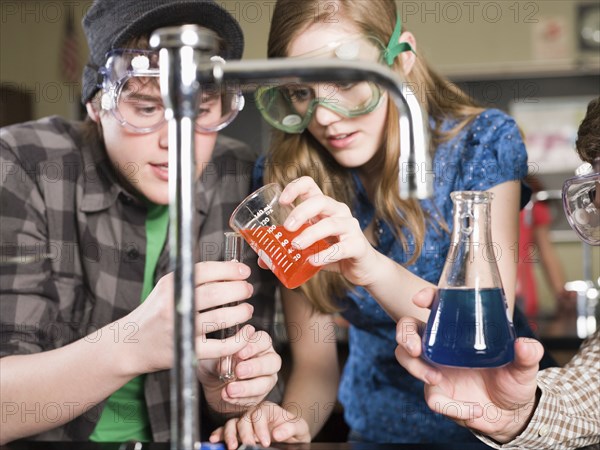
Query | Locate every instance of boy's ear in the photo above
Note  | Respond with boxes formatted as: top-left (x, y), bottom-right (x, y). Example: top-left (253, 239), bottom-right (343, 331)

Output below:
top-left (399, 31), bottom-right (417, 76)
top-left (86, 101), bottom-right (100, 122)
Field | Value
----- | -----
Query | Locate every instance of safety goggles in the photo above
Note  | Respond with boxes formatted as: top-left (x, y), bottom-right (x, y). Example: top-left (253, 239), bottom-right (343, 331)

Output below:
top-left (254, 36), bottom-right (389, 134)
top-left (98, 49), bottom-right (244, 133)
top-left (562, 158), bottom-right (600, 246)
top-left (254, 13), bottom-right (415, 134)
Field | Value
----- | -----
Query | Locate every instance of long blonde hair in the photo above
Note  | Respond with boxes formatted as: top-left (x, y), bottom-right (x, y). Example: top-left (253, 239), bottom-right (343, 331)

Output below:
top-left (264, 0), bottom-right (484, 313)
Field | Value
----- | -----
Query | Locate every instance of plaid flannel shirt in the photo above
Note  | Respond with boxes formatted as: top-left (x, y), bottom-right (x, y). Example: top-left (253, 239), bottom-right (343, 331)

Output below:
top-left (476, 330), bottom-right (599, 449)
top-left (0, 116), bottom-right (277, 442)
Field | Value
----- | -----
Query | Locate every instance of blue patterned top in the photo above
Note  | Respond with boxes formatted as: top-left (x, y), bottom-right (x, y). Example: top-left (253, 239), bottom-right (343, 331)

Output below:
top-left (254, 109), bottom-right (529, 443)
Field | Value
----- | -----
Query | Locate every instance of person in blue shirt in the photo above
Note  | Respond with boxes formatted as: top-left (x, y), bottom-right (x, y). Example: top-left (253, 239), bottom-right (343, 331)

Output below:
top-left (210, 0), bottom-right (549, 447)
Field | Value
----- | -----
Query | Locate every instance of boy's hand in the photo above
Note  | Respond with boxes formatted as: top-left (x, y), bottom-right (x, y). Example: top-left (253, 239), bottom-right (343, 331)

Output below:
top-left (198, 330), bottom-right (281, 415)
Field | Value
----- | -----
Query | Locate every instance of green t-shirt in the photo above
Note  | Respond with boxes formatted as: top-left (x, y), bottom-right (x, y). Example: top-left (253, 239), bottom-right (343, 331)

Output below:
top-left (90, 204), bottom-right (169, 442)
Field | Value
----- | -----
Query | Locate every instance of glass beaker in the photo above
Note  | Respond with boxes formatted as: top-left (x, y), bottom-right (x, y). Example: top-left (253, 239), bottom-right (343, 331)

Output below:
top-left (422, 191), bottom-right (516, 368)
top-left (229, 183), bottom-right (333, 289)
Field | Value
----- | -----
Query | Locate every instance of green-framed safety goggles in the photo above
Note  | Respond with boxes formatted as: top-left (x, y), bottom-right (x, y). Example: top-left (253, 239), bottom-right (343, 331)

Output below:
top-left (254, 13), bottom-right (414, 133)
top-left (255, 80), bottom-right (384, 134)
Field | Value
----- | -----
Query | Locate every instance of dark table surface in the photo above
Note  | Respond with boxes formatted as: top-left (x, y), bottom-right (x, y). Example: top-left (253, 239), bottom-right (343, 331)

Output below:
top-left (1, 443), bottom-right (496, 450)
top-left (3, 442), bottom-right (600, 450)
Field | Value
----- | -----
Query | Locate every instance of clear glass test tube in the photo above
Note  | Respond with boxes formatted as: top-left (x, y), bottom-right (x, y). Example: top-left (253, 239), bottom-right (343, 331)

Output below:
top-left (219, 231), bottom-right (244, 382)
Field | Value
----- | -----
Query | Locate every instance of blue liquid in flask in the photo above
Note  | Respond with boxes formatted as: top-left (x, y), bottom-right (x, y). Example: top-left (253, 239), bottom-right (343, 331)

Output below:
top-left (422, 287), bottom-right (515, 368)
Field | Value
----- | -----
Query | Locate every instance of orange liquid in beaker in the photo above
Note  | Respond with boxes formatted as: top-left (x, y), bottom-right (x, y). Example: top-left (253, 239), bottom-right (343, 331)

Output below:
top-left (239, 224), bottom-right (332, 289)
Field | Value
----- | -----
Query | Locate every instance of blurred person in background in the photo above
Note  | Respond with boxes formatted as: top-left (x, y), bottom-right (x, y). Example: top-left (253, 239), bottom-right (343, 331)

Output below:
top-left (517, 175), bottom-right (575, 318)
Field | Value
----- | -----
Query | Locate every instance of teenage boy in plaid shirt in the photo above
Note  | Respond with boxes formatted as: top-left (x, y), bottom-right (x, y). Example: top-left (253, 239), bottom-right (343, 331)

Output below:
top-left (0, 0), bottom-right (280, 444)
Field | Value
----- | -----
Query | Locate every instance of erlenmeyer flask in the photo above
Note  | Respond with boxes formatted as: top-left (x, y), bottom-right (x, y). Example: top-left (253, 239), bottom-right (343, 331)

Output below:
top-left (422, 191), bottom-right (516, 367)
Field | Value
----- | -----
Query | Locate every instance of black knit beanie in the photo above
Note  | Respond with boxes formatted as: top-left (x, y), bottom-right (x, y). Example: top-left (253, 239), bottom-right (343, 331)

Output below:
top-left (81, 0), bottom-right (244, 104)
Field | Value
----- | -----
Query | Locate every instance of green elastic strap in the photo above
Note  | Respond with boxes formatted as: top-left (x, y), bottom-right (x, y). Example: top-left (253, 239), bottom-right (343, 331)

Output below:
top-left (384, 12), bottom-right (416, 66)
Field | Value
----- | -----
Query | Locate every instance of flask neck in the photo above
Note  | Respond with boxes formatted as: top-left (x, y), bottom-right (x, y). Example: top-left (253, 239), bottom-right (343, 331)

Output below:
top-left (441, 191), bottom-right (502, 289)
top-left (451, 196), bottom-right (493, 246)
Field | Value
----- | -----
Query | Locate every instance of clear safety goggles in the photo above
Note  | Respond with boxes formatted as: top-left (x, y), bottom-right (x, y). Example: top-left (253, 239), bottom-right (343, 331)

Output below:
top-left (562, 157), bottom-right (600, 246)
top-left (254, 36), bottom-right (388, 133)
top-left (98, 49), bottom-right (244, 133)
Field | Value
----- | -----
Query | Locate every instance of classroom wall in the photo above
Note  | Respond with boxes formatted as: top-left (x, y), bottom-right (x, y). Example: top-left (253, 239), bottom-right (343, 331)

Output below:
top-left (1, 1), bottom-right (90, 119)
top-left (220, 0), bottom-right (600, 76)
top-left (2, 1), bottom-right (598, 117)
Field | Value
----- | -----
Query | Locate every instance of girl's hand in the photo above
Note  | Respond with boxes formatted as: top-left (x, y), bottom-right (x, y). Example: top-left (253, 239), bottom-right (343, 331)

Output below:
top-left (279, 176), bottom-right (381, 286)
top-left (209, 401), bottom-right (311, 450)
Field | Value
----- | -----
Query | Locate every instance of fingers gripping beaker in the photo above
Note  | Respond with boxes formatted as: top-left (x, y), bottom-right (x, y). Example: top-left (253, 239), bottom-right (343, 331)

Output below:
top-left (229, 183), bottom-right (332, 289)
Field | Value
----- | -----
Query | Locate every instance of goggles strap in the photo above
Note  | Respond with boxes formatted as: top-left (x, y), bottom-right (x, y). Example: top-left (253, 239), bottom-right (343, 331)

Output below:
top-left (384, 12), bottom-right (416, 66)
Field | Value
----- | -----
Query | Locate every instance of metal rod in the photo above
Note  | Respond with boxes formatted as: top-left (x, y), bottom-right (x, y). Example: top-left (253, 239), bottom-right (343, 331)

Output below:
top-left (150, 25), bottom-right (222, 450)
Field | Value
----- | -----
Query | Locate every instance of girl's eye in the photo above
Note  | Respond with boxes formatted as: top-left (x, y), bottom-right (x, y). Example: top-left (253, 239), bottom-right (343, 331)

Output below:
top-left (285, 86), bottom-right (313, 102)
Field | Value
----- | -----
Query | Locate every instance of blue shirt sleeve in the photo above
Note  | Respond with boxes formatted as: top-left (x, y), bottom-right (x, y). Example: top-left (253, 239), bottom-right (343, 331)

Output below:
top-left (459, 110), bottom-right (528, 192)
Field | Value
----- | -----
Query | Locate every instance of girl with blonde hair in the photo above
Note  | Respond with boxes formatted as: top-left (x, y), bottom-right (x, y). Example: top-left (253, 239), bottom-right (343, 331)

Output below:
top-left (211, 0), bottom-right (548, 447)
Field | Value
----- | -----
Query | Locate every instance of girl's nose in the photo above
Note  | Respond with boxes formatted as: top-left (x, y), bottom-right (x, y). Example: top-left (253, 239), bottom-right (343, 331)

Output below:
top-left (312, 103), bottom-right (343, 127)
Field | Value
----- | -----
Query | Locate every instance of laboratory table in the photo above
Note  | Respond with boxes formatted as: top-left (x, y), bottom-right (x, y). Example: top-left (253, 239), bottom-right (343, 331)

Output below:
top-left (3, 442), bottom-right (600, 450)
top-left (2, 443), bottom-right (493, 450)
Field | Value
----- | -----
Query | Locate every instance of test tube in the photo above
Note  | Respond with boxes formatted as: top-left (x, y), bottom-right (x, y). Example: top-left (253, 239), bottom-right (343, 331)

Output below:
top-left (219, 231), bottom-right (244, 382)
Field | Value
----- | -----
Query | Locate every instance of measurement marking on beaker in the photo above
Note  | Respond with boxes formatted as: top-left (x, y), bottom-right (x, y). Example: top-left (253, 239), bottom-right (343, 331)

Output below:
top-left (282, 261), bottom-right (291, 273)
top-left (265, 242), bottom-right (275, 253)
top-left (258, 232), bottom-right (267, 245)
top-left (273, 248), bottom-right (282, 262)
